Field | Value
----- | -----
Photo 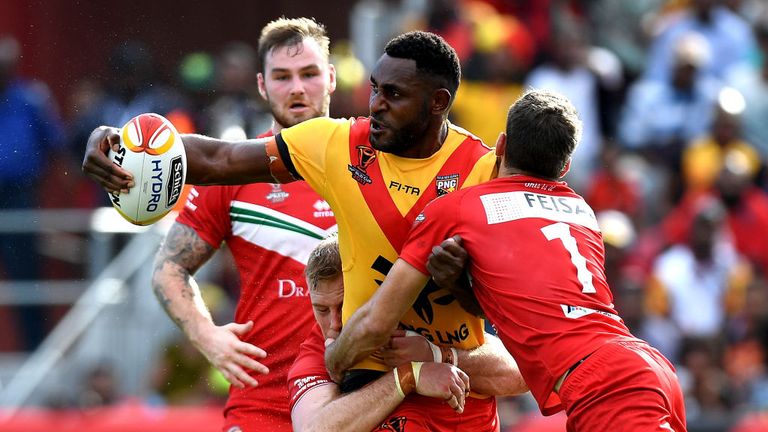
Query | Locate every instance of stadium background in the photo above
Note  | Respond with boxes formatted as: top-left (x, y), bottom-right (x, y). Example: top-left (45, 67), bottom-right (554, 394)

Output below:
top-left (2, 0), bottom-right (768, 430)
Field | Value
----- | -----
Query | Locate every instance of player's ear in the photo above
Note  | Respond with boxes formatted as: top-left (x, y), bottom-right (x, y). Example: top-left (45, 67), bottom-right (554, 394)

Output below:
top-left (432, 88), bottom-right (451, 115)
top-left (328, 63), bottom-right (337, 95)
top-left (495, 132), bottom-right (507, 158)
top-left (559, 158), bottom-right (571, 178)
top-left (257, 72), bottom-right (267, 100)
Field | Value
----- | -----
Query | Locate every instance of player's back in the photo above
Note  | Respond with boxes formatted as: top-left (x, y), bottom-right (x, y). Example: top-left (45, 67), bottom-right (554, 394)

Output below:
top-left (452, 175), bottom-right (637, 412)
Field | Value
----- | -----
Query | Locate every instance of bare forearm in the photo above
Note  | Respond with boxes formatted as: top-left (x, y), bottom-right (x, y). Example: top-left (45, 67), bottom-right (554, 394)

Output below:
top-left (326, 260), bottom-right (431, 379)
top-left (151, 223), bottom-right (217, 344)
top-left (152, 259), bottom-right (213, 341)
top-left (325, 305), bottom-right (393, 379)
top-left (457, 334), bottom-right (528, 396)
top-left (299, 372), bottom-right (402, 432)
top-left (181, 134), bottom-right (275, 185)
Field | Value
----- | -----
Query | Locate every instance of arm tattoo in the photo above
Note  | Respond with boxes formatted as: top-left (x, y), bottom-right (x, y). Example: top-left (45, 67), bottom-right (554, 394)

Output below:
top-left (152, 222), bottom-right (216, 328)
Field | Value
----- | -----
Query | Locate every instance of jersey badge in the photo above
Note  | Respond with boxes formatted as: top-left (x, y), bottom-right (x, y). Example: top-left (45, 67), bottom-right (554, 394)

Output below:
top-left (312, 200), bottom-right (334, 218)
top-left (436, 173), bottom-right (459, 196)
top-left (377, 416), bottom-right (407, 432)
top-left (348, 145), bottom-right (376, 185)
top-left (265, 184), bottom-right (290, 203)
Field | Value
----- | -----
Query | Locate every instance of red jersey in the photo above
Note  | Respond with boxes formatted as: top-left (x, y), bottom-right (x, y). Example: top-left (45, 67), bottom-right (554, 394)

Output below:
top-left (287, 324), bottom-right (333, 412)
top-left (175, 130), bottom-right (337, 429)
top-left (400, 175), bottom-right (637, 415)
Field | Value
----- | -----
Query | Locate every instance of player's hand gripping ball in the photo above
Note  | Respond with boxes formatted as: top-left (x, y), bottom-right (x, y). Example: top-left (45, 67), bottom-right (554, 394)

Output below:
top-left (107, 113), bottom-right (187, 225)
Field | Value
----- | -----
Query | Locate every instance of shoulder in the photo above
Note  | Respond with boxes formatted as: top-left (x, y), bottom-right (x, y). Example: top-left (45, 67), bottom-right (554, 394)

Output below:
top-left (280, 117), bottom-right (355, 149)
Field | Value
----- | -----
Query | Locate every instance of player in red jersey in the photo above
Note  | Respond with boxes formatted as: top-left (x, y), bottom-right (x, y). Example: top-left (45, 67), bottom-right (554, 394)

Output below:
top-left (151, 18), bottom-right (337, 432)
top-left (289, 236), bottom-right (527, 432)
top-left (327, 90), bottom-right (687, 431)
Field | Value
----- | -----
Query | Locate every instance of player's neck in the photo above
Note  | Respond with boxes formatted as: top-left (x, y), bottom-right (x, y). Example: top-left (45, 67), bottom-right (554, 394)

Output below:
top-left (500, 166), bottom-right (557, 182)
top-left (397, 120), bottom-right (448, 159)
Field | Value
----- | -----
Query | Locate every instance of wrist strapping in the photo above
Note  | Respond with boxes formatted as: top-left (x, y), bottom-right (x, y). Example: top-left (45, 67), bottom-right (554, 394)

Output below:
top-left (440, 346), bottom-right (459, 366)
top-left (406, 329), bottom-right (443, 363)
top-left (394, 363), bottom-right (416, 398)
top-left (412, 361), bottom-right (423, 388)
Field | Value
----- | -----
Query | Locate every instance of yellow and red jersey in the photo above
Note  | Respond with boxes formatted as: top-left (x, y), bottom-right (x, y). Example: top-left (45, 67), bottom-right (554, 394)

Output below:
top-left (277, 116), bottom-right (497, 371)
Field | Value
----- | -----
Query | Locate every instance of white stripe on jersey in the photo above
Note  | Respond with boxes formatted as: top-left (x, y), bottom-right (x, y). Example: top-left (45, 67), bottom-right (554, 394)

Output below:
top-left (480, 191), bottom-right (599, 231)
top-left (230, 201), bottom-right (337, 265)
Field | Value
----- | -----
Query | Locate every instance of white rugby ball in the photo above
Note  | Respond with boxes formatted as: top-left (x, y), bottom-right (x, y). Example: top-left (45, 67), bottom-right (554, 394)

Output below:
top-left (107, 113), bottom-right (187, 226)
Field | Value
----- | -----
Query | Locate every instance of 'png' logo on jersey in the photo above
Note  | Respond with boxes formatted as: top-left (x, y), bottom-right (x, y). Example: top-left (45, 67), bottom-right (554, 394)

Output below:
top-left (436, 173), bottom-right (459, 196)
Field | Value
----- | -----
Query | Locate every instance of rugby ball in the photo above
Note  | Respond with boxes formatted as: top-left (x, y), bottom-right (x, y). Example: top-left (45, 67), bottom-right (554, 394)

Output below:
top-left (107, 113), bottom-right (187, 226)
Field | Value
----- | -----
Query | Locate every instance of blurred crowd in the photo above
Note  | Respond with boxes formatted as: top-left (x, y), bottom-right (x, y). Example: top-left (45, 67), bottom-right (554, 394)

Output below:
top-left (3, 0), bottom-right (768, 430)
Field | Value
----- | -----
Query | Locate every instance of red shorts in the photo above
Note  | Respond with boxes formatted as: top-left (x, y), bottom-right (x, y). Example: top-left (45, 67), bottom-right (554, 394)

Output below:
top-left (558, 339), bottom-right (686, 432)
top-left (372, 394), bottom-right (499, 432)
top-left (222, 406), bottom-right (292, 432)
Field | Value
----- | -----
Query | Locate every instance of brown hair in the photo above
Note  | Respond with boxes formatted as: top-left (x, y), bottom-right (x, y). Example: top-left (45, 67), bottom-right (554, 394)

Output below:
top-left (257, 17), bottom-right (330, 74)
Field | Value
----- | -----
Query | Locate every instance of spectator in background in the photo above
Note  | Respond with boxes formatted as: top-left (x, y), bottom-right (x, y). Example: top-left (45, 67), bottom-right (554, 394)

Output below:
top-left (620, 31), bottom-right (721, 214)
top-left (682, 95), bottom-right (761, 195)
top-left (726, 18), bottom-right (768, 159)
top-left (0, 35), bottom-right (64, 351)
top-left (450, 1), bottom-right (533, 147)
top-left (524, 19), bottom-right (603, 192)
top-left (644, 0), bottom-right (756, 82)
top-left (203, 41), bottom-right (272, 140)
top-left (715, 161), bottom-right (768, 275)
top-left (646, 198), bottom-right (752, 362)
top-left (584, 143), bottom-right (644, 221)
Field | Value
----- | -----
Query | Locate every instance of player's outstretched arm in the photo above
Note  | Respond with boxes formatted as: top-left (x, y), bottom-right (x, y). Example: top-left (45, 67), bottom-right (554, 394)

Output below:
top-left (82, 126), bottom-right (280, 193)
top-left (325, 259), bottom-right (430, 382)
top-left (152, 222), bottom-right (268, 388)
top-left (292, 362), bottom-right (468, 432)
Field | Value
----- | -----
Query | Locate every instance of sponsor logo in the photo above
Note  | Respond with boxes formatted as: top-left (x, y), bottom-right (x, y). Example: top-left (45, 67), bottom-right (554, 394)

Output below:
top-left (525, 181), bottom-right (556, 192)
top-left (436, 173), bottom-right (459, 196)
top-left (348, 145), bottom-right (376, 185)
top-left (388, 181), bottom-right (420, 196)
top-left (561, 304), bottom-right (621, 322)
top-left (108, 145), bottom-right (127, 208)
top-left (226, 427), bottom-right (242, 432)
top-left (377, 416), bottom-right (407, 432)
top-left (266, 184), bottom-right (290, 203)
top-left (146, 159), bottom-right (164, 212)
top-left (166, 156), bottom-right (183, 207)
top-left (313, 200), bottom-right (334, 218)
top-left (414, 213), bottom-right (426, 223)
top-left (278, 279), bottom-right (309, 298)
top-left (371, 255), bottom-right (455, 325)
top-left (400, 322), bottom-right (470, 345)
top-left (523, 193), bottom-right (594, 218)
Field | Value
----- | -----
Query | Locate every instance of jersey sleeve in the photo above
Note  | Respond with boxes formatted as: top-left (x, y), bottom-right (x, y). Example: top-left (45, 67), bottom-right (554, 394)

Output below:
top-left (174, 185), bottom-right (237, 248)
top-left (277, 117), bottom-right (350, 196)
top-left (399, 194), bottom-right (462, 274)
top-left (287, 323), bottom-right (334, 412)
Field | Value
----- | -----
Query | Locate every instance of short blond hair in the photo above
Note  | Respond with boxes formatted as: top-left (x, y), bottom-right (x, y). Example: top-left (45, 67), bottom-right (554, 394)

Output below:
top-left (305, 235), bottom-right (341, 291)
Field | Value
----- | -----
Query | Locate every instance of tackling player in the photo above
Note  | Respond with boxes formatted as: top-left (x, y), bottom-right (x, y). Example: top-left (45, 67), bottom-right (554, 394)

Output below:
top-left (289, 236), bottom-right (527, 431)
top-left (151, 18), bottom-right (337, 431)
top-left (327, 90), bottom-right (687, 431)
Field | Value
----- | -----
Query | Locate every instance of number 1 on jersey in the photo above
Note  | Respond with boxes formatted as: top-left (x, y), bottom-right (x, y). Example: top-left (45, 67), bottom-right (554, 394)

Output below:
top-left (541, 222), bottom-right (596, 294)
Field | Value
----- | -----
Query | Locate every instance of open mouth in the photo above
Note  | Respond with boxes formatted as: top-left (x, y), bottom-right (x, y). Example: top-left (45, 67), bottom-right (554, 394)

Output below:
top-left (288, 102), bottom-right (308, 112)
top-left (370, 118), bottom-right (387, 132)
